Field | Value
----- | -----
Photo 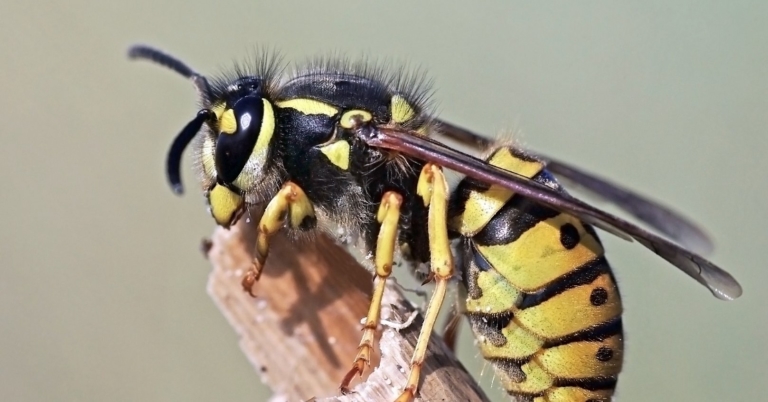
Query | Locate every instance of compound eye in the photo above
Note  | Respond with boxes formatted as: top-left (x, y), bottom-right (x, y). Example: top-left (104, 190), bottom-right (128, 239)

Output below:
top-left (214, 96), bottom-right (264, 184)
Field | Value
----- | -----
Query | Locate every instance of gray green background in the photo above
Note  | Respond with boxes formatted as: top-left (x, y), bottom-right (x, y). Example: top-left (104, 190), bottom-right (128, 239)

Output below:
top-left (1, 1), bottom-right (765, 401)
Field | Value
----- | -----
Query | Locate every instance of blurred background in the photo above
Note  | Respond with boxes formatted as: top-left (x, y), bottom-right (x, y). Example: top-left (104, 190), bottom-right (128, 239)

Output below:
top-left (1, 1), bottom-right (765, 401)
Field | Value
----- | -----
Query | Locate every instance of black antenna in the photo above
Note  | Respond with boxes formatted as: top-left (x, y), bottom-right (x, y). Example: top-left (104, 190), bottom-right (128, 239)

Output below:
top-left (127, 44), bottom-right (211, 97)
top-left (128, 44), bottom-right (214, 195)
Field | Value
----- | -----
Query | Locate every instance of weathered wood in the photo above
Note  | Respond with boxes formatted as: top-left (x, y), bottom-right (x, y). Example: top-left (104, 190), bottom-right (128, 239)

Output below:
top-left (205, 219), bottom-right (490, 402)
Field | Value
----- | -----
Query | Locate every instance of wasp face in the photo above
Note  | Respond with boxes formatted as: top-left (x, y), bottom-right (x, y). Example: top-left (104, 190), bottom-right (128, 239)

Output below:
top-left (209, 79), bottom-right (276, 190)
top-left (197, 77), bottom-right (279, 228)
top-left (127, 46), bottom-right (289, 228)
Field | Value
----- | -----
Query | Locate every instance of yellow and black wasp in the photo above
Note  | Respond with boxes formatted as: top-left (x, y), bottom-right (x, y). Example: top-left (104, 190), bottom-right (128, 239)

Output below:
top-left (128, 44), bottom-right (742, 402)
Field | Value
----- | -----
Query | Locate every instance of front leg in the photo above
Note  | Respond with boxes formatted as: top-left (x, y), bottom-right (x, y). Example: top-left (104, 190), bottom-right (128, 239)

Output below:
top-left (242, 181), bottom-right (316, 296)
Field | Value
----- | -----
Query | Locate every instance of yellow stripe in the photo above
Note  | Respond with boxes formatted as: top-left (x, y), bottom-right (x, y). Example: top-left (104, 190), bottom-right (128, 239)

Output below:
top-left (276, 98), bottom-right (338, 117)
top-left (538, 335), bottom-right (623, 378)
top-left (539, 387), bottom-right (614, 402)
top-left (515, 273), bottom-right (621, 339)
top-left (503, 358), bottom-right (553, 394)
top-left (477, 216), bottom-right (603, 292)
top-left (454, 148), bottom-right (544, 236)
top-left (476, 323), bottom-right (544, 360)
top-left (319, 140), bottom-right (350, 170)
top-left (233, 99), bottom-right (276, 190)
top-left (466, 269), bottom-right (521, 314)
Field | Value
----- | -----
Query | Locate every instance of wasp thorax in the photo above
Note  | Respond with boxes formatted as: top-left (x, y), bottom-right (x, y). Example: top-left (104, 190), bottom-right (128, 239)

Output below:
top-left (213, 95), bottom-right (276, 191)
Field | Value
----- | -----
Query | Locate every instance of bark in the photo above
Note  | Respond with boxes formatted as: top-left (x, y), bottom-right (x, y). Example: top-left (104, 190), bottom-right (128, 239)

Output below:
top-left (204, 219), bottom-right (490, 402)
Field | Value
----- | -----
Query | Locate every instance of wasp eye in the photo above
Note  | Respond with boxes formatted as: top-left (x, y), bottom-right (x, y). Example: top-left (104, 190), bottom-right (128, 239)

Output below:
top-left (215, 96), bottom-right (265, 184)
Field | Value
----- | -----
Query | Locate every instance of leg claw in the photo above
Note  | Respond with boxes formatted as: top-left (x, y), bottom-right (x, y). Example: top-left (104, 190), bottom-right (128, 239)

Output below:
top-left (394, 388), bottom-right (416, 402)
top-left (241, 267), bottom-right (262, 297)
top-left (339, 359), bottom-right (367, 394)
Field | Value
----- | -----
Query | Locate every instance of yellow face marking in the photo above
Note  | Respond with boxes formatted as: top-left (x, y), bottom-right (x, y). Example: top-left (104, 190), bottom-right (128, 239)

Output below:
top-left (208, 184), bottom-right (243, 227)
top-left (319, 140), bottom-right (351, 170)
top-left (276, 98), bottom-right (338, 117)
top-left (515, 273), bottom-right (621, 339)
top-left (477, 216), bottom-right (603, 292)
top-left (201, 134), bottom-right (216, 179)
top-left (340, 109), bottom-right (373, 129)
top-left (233, 99), bottom-right (276, 190)
top-left (219, 109), bottom-right (236, 134)
top-left (390, 94), bottom-right (416, 123)
top-left (538, 335), bottom-right (623, 378)
top-left (453, 148), bottom-right (544, 236)
top-left (211, 103), bottom-right (226, 119)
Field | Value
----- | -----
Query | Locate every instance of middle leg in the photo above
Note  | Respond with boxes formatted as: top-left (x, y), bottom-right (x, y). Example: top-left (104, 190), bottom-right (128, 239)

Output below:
top-left (395, 163), bottom-right (454, 402)
top-left (339, 191), bottom-right (404, 393)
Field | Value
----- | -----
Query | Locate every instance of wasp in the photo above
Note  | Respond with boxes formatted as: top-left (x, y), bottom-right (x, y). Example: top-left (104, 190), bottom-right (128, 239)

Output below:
top-left (128, 44), bottom-right (742, 402)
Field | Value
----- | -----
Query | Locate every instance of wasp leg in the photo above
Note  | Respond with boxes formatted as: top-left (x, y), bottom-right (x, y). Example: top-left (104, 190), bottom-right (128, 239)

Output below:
top-left (242, 181), bottom-right (315, 296)
top-left (440, 303), bottom-right (461, 352)
top-left (395, 164), bottom-right (453, 402)
top-left (441, 282), bottom-right (468, 351)
top-left (339, 191), bottom-right (403, 393)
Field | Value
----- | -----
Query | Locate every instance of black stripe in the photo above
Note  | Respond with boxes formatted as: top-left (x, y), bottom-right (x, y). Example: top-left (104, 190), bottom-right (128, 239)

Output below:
top-left (448, 163), bottom-right (559, 237)
top-left (487, 358), bottom-right (526, 382)
top-left (517, 257), bottom-right (610, 309)
top-left (472, 195), bottom-right (560, 246)
top-left (472, 314), bottom-right (623, 365)
top-left (466, 310), bottom-right (514, 348)
top-left (544, 316), bottom-right (623, 349)
top-left (554, 375), bottom-right (618, 392)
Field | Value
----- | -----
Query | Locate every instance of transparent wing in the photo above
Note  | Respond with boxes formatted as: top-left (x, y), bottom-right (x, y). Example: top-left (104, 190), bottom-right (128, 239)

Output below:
top-left (434, 120), bottom-right (715, 256)
top-left (356, 123), bottom-right (742, 301)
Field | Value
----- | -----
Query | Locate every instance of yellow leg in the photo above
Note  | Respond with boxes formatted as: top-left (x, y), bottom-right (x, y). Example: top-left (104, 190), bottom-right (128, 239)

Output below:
top-left (340, 191), bottom-right (403, 393)
top-left (242, 181), bottom-right (315, 296)
top-left (396, 164), bottom-right (453, 402)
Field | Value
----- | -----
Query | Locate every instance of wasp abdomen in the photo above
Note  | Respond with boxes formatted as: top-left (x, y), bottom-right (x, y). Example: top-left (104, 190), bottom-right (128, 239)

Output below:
top-left (451, 146), bottom-right (624, 402)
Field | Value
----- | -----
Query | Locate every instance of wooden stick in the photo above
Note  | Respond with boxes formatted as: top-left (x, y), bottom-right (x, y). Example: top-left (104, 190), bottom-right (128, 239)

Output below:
top-left (204, 218), bottom-right (491, 402)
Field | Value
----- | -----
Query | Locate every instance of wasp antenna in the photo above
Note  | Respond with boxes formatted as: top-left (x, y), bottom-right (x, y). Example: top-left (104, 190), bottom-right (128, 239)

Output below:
top-left (128, 44), bottom-right (211, 98)
top-left (166, 109), bottom-right (215, 195)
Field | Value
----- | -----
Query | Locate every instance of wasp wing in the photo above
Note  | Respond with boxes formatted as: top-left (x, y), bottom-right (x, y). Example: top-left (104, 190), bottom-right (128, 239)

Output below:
top-left (434, 120), bottom-right (715, 256)
top-left (359, 124), bottom-right (742, 301)
top-left (543, 158), bottom-right (715, 254)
